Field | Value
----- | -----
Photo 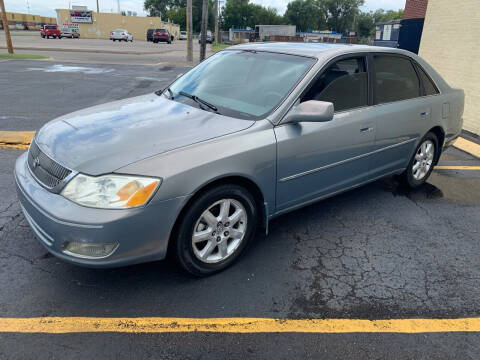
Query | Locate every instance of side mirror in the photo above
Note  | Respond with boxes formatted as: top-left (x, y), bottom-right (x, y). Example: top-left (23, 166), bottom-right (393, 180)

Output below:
top-left (282, 100), bottom-right (334, 124)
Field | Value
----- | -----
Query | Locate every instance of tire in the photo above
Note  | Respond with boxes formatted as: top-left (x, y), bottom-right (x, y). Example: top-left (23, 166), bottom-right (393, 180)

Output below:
top-left (174, 184), bottom-right (258, 276)
top-left (402, 132), bottom-right (438, 188)
top-left (46, 35), bottom-right (49, 39)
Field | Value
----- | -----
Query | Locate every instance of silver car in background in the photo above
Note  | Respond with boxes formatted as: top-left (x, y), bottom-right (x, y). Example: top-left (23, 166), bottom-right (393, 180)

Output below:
top-left (110, 29), bottom-right (133, 42)
top-left (15, 43), bottom-right (464, 276)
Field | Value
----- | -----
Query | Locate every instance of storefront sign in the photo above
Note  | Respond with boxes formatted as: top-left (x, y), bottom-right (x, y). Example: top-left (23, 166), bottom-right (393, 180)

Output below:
top-left (70, 10), bottom-right (92, 23)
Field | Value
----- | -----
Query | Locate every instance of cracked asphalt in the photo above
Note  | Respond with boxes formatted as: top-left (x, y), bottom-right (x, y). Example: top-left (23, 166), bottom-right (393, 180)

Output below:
top-left (1, 60), bottom-right (480, 359)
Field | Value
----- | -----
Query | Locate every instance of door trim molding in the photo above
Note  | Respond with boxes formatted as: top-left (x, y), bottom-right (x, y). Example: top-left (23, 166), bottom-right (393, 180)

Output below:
top-left (278, 137), bottom-right (418, 183)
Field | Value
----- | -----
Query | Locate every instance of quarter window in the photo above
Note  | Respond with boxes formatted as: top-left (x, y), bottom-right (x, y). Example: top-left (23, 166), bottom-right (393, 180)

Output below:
top-left (302, 57), bottom-right (368, 112)
top-left (416, 64), bottom-right (439, 96)
top-left (374, 55), bottom-right (421, 104)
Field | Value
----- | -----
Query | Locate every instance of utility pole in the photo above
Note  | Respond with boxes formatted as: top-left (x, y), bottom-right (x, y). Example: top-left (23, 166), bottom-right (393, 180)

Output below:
top-left (0, 0), bottom-right (14, 54)
top-left (200, 0), bottom-right (208, 61)
top-left (96, 0), bottom-right (99, 13)
top-left (214, 0), bottom-right (218, 44)
top-left (186, 0), bottom-right (193, 62)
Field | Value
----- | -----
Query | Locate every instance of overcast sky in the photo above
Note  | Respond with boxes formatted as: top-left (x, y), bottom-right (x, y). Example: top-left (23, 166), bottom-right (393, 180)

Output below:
top-left (6, 0), bottom-right (406, 18)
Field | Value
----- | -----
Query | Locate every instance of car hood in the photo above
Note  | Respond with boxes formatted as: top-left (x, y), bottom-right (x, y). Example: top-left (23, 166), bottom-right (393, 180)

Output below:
top-left (35, 93), bottom-right (255, 175)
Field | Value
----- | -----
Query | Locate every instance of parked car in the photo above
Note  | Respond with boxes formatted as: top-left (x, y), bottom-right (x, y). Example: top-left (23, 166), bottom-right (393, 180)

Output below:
top-left (153, 28), bottom-right (172, 44)
top-left (15, 44), bottom-right (464, 276)
top-left (179, 31), bottom-right (187, 40)
top-left (146, 28), bottom-right (154, 42)
top-left (198, 30), bottom-right (214, 44)
top-left (110, 29), bottom-right (133, 42)
top-left (40, 25), bottom-right (62, 39)
top-left (61, 29), bottom-right (80, 39)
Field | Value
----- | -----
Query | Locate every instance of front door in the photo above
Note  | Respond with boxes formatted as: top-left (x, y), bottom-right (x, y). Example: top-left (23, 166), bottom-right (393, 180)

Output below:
top-left (275, 56), bottom-right (376, 213)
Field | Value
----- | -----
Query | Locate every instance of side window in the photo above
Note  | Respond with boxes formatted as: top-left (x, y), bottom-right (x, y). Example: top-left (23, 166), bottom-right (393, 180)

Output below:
top-left (374, 55), bottom-right (421, 104)
top-left (301, 57), bottom-right (368, 112)
top-left (415, 64), bottom-right (439, 96)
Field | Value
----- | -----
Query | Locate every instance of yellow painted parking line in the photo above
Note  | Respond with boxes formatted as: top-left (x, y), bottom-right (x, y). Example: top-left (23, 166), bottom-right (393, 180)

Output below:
top-left (0, 131), bottom-right (35, 145)
top-left (435, 166), bottom-right (480, 170)
top-left (454, 137), bottom-right (480, 158)
top-left (1, 317), bottom-right (480, 334)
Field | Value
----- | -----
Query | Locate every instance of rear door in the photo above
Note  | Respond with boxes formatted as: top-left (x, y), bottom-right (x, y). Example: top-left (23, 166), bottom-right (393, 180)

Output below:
top-left (369, 54), bottom-right (432, 177)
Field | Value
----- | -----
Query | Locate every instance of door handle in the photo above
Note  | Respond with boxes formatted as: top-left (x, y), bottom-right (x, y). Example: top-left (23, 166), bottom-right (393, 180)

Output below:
top-left (360, 127), bottom-right (374, 133)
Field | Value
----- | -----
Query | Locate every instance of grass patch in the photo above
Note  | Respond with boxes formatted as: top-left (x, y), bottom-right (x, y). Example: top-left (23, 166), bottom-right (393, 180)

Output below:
top-left (0, 53), bottom-right (49, 60)
top-left (211, 43), bottom-right (229, 52)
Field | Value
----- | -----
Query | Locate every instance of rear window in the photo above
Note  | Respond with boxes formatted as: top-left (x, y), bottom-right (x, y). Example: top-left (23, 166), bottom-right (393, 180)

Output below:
top-left (374, 55), bottom-right (421, 104)
top-left (46, 25), bottom-right (57, 30)
top-left (156, 29), bottom-right (166, 32)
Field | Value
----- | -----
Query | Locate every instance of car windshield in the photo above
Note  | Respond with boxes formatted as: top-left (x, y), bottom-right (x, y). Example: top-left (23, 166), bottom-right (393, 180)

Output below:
top-left (168, 50), bottom-right (315, 119)
top-left (46, 26), bottom-right (56, 29)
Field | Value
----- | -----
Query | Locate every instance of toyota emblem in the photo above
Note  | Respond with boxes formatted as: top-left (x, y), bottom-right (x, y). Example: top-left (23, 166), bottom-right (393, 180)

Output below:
top-left (33, 156), bottom-right (40, 168)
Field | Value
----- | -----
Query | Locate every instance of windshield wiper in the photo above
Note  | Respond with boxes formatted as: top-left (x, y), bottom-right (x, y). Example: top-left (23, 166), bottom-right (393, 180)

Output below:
top-left (179, 91), bottom-right (219, 113)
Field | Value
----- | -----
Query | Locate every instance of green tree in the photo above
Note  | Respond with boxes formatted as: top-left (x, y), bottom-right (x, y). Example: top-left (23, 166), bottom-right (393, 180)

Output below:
top-left (320, 0), bottom-right (365, 33)
top-left (284, 0), bottom-right (324, 32)
top-left (220, 0), bottom-right (285, 30)
top-left (355, 8), bottom-right (404, 38)
top-left (145, 0), bottom-right (214, 32)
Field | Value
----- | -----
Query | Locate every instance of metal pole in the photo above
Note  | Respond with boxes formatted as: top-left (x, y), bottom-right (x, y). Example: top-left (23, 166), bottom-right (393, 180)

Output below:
top-left (96, 0), bottom-right (99, 13)
top-left (186, 0), bottom-right (193, 62)
top-left (200, 0), bottom-right (208, 61)
top-left (214, 0), bottom-right (218, 44)
top-left (0, 0), bottom-right (14, 54)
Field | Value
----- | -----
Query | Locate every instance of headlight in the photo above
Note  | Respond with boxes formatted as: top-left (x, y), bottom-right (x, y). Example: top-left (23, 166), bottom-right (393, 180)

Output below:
top-left (61, 174), bottom-right (161, 209)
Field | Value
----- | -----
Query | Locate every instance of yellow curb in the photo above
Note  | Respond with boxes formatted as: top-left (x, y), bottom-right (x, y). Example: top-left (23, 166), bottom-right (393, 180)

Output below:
top-left (435, 166), bottom-right (480, 170)
top-left (1, 317), bottom-right (480, 334)
top-left (454, 137), bottom-right (480, 158)
top-left (0, 131), bottom-right (35, 145)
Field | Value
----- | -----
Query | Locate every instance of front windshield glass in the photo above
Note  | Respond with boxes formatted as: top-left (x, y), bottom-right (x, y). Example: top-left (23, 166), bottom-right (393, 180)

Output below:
top-left (168, 50), bottom-right (315, 119)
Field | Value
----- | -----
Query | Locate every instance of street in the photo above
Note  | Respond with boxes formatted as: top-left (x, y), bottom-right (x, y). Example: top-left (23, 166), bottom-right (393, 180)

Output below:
top-left (1, 58), bottom-right (480, 359)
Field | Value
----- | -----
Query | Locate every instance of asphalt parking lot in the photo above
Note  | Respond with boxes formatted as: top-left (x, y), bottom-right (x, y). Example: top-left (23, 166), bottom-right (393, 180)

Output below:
top-left (1, 59), bottom-right (480, 359)
top-left (0, 31), bottom-right (211, 66)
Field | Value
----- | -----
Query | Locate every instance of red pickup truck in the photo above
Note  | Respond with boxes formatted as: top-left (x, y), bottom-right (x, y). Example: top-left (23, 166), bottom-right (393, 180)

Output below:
top-left (41, 25), bottom-right (62, 39)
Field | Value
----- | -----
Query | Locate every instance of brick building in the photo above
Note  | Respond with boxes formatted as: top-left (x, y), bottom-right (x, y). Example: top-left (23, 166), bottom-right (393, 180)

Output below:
top-left (404, 0), bottom-right (429, 19)
top-left (419, 0), bottom-right (480, 135)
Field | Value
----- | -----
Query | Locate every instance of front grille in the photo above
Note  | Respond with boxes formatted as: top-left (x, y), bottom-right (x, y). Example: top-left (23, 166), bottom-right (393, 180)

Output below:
top-left (28, 140), bottom-right (72, 189)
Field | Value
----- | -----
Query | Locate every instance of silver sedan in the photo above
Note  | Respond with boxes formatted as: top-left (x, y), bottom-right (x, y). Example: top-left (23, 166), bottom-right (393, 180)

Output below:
top-left (15, 43), bottom-right (464, 275)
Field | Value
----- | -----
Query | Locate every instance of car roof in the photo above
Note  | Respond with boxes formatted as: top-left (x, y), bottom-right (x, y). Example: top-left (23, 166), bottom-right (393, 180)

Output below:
top-left (229, 42), bottom-right (415, 60)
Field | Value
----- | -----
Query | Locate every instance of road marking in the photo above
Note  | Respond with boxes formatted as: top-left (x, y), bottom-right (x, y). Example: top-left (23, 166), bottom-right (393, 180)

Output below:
top-left (435, 166), bottom-right (480, 170)
top-left (0, 131), bottom-right (35, 149)
top-left (454, 137), bottom-right (480, 158)
top-left (1, 317), bottom-right (480, 334)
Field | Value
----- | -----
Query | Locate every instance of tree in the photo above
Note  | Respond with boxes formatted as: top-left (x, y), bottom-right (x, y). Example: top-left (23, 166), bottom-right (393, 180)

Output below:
top-left (355, 8), bottom-right (404, 38)
top-left (220, 0), bottom-right (284, 30)
top-left (320, 0), bottom-right (365, 33)
top-left (284, 0), bottom-right (324, 32)
top-left (145, 0), bottom-right (214, 32)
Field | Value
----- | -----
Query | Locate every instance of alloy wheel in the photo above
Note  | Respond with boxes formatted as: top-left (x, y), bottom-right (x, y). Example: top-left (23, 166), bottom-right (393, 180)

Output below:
top-left (412, 139), bottom-right (435, 180)
top-left (192, 199), bottom-right (247, 264)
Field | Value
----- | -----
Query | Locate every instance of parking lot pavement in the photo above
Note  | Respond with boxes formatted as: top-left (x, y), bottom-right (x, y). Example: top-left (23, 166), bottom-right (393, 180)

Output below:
top-left (0, 31), bottom-right (212, 66)
top-left (0, 60), bottom-right (189, 130)
top-left (1, 59), bottom-right (480, 358)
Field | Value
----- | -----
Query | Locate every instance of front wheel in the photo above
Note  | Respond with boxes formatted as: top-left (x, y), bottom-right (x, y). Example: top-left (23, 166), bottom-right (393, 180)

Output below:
top-left (402, 132), bottom-right (438, 188)
top-left (174, 185), bottom-right (258, 276)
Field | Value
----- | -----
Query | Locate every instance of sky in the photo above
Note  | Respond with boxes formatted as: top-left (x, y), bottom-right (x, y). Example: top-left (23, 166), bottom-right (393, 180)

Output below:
top-left (5, 0), bottom-right (406, 18)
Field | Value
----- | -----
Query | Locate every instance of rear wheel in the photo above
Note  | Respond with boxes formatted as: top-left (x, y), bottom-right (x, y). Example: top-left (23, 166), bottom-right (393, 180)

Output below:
top-left (402, 132), bottom-right (438, 188)
top-left (174, 184), bottom-right (258, 276)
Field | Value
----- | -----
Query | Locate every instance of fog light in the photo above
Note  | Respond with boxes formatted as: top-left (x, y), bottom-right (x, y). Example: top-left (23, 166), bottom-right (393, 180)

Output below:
top-left (63, 241), bottom-right (118, 259)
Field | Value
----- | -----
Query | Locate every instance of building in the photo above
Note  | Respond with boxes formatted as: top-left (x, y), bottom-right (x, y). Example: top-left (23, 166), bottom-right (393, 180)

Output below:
top-left (55, 9), bottom-right (180, 41)
top-left (0, 11), bottom-right (56, 30)
top-left (404, 0), bottom-right (429, 19)
top-left (419, 0), bottom-right (480, 135)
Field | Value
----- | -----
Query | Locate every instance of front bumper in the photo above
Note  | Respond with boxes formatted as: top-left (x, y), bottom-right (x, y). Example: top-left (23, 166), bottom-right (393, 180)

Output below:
top-left (14, 152), bottom-right (188, 268)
